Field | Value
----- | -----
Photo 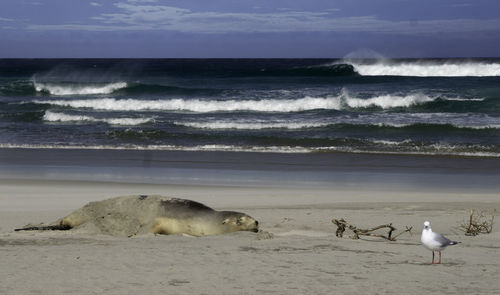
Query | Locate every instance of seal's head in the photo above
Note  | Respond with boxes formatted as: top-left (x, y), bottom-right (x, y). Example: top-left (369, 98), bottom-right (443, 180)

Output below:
top-left (221, 212), bottom-right (259, 233)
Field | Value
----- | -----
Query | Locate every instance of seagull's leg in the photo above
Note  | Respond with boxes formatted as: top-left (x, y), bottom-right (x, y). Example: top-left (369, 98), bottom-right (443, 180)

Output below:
top-left (432, 251), bottom-right (435, 264)
top-left (438, 251), bottom-right (441, 264)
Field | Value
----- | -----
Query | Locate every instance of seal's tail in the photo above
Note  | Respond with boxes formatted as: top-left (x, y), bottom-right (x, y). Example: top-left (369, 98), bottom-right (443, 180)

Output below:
top-left (14, 224), bottom-right (72, 231)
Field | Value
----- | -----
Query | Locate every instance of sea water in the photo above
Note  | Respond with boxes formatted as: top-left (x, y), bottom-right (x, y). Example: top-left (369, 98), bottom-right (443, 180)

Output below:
top-left (1, 58), bottom-right (499, 157)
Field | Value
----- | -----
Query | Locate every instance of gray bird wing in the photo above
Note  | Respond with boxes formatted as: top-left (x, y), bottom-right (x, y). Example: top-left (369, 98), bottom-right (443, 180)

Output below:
top-left (433, 232), bottom-right (453, 246)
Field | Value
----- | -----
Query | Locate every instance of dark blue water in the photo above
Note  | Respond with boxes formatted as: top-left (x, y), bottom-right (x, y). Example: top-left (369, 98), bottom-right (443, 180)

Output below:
top-left (1, 58), bottom-right (499, 156)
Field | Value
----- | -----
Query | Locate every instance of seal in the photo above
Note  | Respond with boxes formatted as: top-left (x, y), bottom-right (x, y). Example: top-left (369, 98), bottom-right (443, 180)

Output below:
top-left (15, 195), bottom-right (259, 237)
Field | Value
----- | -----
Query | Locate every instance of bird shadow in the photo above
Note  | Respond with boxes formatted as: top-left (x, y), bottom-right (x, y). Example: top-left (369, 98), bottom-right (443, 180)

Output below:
top-left (388, 260), bottom-right (465, 266)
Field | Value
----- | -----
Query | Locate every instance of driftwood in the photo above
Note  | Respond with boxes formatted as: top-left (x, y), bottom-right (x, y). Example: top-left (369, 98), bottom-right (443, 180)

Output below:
top-left (460, 209), bottom-right (495, 236)
top-left (332, 218), bottom-right (412, 241)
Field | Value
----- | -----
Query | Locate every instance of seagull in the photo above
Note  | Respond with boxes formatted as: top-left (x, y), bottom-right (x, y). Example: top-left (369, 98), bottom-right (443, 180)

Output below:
top-left (421, 221), bottom-right (459, 264)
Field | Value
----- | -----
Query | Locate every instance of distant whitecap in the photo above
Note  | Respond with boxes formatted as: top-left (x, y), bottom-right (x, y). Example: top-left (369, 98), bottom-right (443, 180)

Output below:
top-left (43, 110), bottom-right (153, 126)
top-left (34, 82), bottom-right (128, 95)
top-left (351, 61), bottom-right (500, 77)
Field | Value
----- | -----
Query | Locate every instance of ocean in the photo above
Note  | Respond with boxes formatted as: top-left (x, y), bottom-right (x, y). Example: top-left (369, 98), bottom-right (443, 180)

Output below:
top-left (1, 58), bottom-right (499, 157)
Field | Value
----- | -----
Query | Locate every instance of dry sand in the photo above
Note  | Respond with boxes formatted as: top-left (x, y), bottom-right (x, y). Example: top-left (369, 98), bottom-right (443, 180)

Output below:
top-left (1, 179), bottom-right (500, 295)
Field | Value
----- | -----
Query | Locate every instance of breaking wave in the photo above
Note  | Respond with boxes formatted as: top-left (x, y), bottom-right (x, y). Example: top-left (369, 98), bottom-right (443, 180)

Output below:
top-left (175, 120), bottom-right (500, 131)
top-left (34, 92), bottom-right (450, 112)
top-left (35, 97), bottom-right (342, 112)
top-left (342, 92), bottom-right (435, 108)
top-left (0, 80), bottom-right (220, 97)
top-left (174, 121), bottom-right (500, 132)
top-left (350, 61), bottom-right (500, 77)
top-left (34, 82), bottom-right (128, 95)
top-left (176, 121), bottom-right (331, 130)
top-left (43, 110), bottom-right (153, 125)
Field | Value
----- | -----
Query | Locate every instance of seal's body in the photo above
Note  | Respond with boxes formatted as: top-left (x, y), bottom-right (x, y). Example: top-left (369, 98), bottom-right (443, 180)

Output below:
top-left (16, 195), bottom-right (259, 237)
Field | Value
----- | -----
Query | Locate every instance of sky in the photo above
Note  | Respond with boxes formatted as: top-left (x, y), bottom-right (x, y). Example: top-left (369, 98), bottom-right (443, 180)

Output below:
top-left (1, 0), bottom-right (499, 58)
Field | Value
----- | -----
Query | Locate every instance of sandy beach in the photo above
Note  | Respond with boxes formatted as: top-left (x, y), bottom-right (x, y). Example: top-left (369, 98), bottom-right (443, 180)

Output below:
top-left (1, 148), bottom-right (500, 294)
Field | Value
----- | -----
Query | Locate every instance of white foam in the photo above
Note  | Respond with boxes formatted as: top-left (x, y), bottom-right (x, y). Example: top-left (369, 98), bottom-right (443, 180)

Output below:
top-left (43, 110), bottom-right (153, 126)
top-left (175, 111), bottom-right (500, 131)
top-left (176, 121), bottom-right (330, 130)
top-left (177, 120), bottom-right (500, 131)
top-left (351, 62), bottom-right (500, 77)
top-left (33, 91), bottom-right (440, 113)
top-left (34, 82), bottom-right (128, 95)
top-left (34, 97), bottom-right (343, 112)
top-left (463, 124), bottom-right (500, 130)
top-left (0, 143), bottom-right (312, 154)
top-left (371, 139), bottom-right (413, 146)
top-left (343, 91), bottom-right (435, 109)
top-left (1, 143), bottom-right (498, 157)
top-left (444, 97), bottom-right (485, 102)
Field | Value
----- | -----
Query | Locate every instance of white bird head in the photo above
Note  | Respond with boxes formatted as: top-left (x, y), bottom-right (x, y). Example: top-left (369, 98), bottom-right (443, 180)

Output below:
top-left (423, 221), bottom-right (431, 230)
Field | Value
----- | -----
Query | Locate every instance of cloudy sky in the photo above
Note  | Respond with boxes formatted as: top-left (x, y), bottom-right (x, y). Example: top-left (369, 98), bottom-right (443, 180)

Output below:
top-left (1, 0), bottom-right (499, 57)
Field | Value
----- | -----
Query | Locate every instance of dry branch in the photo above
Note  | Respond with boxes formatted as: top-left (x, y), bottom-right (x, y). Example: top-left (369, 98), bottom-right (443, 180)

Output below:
top-left (460, 209), bottom-right (495, 236)
top-left (331, 218), bottom-right (412, 241)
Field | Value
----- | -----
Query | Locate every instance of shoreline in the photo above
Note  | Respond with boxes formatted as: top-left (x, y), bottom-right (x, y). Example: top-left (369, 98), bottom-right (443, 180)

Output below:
top-left (3, 146), bottom-right (499, 169)
top-left (1, 144), bottom-right (499, 159)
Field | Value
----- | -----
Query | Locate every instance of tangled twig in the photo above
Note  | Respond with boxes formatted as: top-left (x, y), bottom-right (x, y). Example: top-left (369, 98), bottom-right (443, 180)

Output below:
top-left (460, 209), bottom-right (495, 236)
top-left (332, 218), bottom-right (412, 241)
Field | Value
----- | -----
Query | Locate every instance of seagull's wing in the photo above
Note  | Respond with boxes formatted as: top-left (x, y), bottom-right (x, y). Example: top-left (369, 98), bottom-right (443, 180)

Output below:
top-left (433, 232), bottom-right (453, 246)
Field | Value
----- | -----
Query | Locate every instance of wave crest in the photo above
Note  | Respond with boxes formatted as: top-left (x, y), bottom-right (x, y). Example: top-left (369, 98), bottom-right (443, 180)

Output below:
top-left (350, 61), bottom-right (500, 77)
top-left (34, 82), bottom-right (128, 95)
top-left (175, 121), bottom-right (500, 131)
top-left (33, 92), bottom-right (444, 113)
top-left (34, 97), bottom-right (343, 112)
top-left (43, 110), bottom-right (153, 125)
top-left (177, 121), bottom-right (331, 130)
top-left (342, 91), bottom-right (435, 108)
